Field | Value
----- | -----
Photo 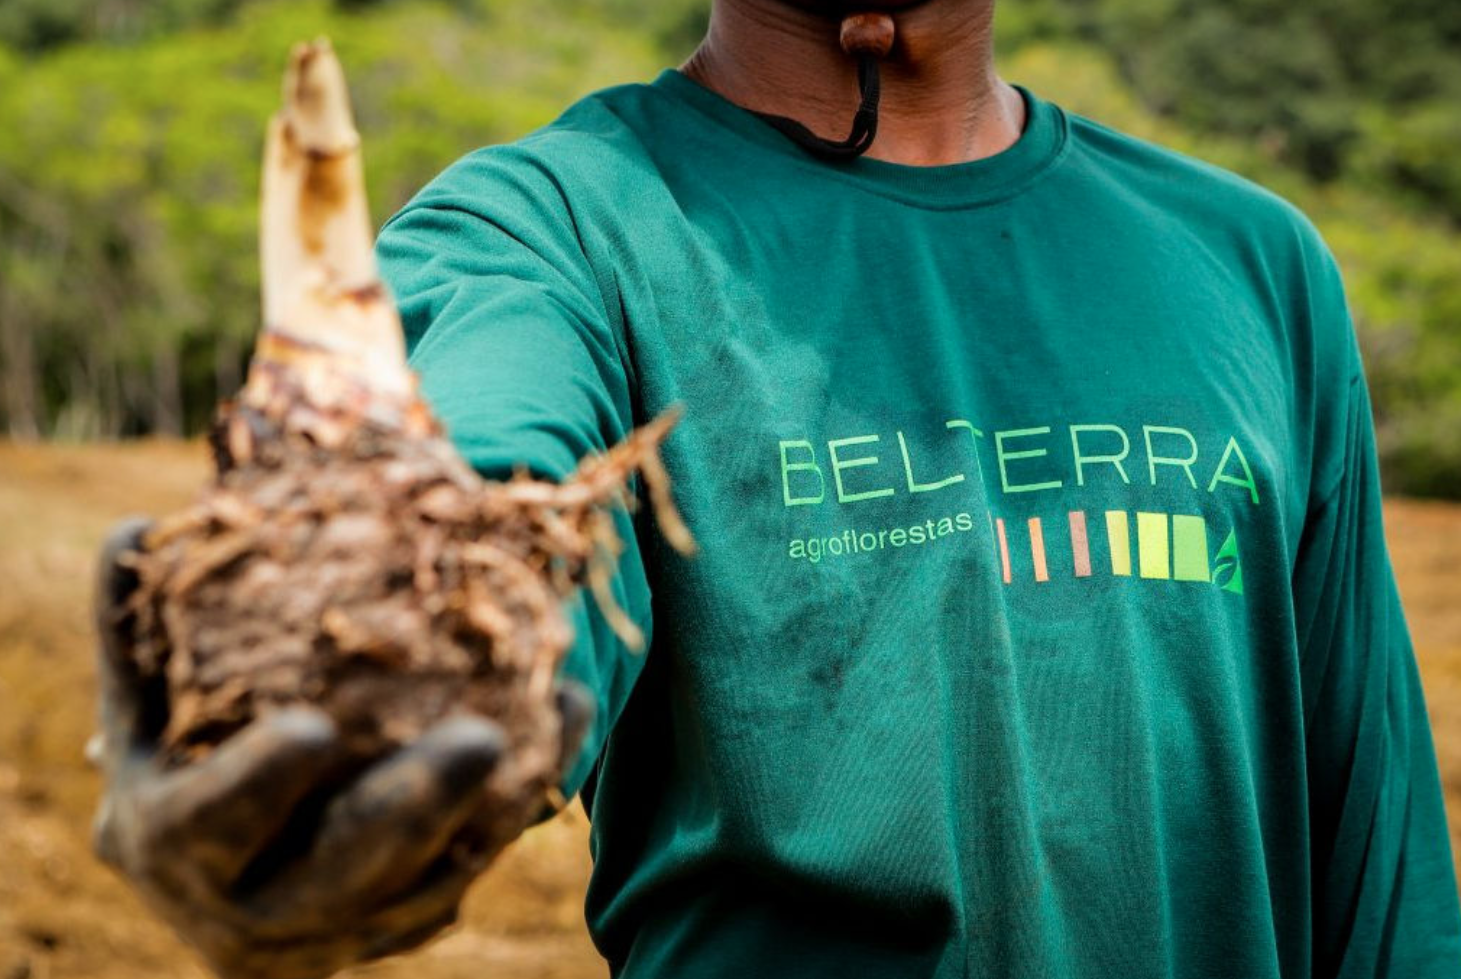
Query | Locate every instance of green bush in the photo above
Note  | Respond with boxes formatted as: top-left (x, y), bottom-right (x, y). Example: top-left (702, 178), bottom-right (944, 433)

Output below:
top-left (0, 1), bottom-right (1456, 496)
top-left (0, 0), bottom-right (664, 437)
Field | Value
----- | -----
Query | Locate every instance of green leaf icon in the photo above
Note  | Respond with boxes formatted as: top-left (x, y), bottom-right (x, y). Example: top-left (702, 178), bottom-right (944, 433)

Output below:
top-left (1212, 529), bottom-right (1244, 595)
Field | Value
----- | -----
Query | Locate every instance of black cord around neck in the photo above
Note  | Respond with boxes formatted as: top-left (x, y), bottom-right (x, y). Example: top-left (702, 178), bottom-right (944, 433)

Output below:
top-left (750, 51), bottom-right (883, 161)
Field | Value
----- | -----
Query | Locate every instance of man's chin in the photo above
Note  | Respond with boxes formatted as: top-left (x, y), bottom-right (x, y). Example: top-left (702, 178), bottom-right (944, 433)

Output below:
top-left (774, 0), bottom-right (940, 15)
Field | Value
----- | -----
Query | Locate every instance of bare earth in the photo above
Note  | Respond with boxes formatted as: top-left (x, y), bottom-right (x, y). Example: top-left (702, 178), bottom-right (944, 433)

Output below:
top-left (2, 440), bottom-right (1459, 977)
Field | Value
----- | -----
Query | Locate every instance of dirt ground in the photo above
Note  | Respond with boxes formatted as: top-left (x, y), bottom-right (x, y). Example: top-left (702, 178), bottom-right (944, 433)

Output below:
top-left (2, 439), bottom-right (1459, 977)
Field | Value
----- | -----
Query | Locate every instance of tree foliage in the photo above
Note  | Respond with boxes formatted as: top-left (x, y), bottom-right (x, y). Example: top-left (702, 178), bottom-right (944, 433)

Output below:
top-left (0, 0), bottom-right (665, 438)
top-left (1000, 0), bottom-right (1461, 222)
top-left (0, 0), bottom-right (1457, 495)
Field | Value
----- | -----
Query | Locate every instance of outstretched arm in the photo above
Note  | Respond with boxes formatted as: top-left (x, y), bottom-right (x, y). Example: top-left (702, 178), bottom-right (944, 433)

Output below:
top-left (377, 140), bottom-right (659, 798)
top-left (91, 41), bottom-right (650, 979)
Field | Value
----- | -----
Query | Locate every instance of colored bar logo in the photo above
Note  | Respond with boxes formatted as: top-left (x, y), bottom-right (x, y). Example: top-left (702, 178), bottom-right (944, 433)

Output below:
top-left (1105, 511), bottom-right (1131, 577)
top-left (1028, 517), bottom-right (1050, 583)
top-left (1068, 511), bottom-right (1092, 578)
top-left (992, 509), bottom-right (1232, 592)
top-left (995, 516), bottom-right (1012, 584)
top-left (1137, 512), bottom-right (1169, 579)
top-left (1172, 514), bottom-right (1211, 582)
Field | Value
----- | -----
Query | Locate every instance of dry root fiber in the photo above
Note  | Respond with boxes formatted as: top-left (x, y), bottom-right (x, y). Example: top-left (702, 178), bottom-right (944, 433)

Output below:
top-left (122, 40), bottom-right (692, 842)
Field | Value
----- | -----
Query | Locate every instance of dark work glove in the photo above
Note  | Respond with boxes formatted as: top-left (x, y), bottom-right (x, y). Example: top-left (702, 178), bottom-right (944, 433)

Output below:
top-left (90, 518), bottom-right (594, 979)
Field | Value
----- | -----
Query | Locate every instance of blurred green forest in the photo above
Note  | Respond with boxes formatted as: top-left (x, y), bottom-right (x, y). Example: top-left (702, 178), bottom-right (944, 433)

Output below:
top-left (1, 0), bottom-right (1458, 494)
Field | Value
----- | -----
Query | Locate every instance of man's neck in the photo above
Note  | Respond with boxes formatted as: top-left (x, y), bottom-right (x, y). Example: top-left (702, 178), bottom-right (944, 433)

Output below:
top-left (680, 0), bottom-right (1025, 167)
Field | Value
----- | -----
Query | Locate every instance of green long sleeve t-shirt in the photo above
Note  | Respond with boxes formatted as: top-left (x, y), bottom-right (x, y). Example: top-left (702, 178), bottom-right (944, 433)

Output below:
top-left (375, 70), bottom-right (1461, 978)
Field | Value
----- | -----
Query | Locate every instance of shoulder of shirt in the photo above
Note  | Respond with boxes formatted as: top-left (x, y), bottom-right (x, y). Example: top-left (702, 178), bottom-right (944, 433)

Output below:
top-left (1055, 103), bottom-right (1366, 498)
top-left (1058, 104), bottom-right (1355, 367)
top-left (499, 80), bottom-right (660, 164)
top-left (382, 81), bottom-right (662, 224)
top-left (1059, 105), bottom-right (1336, 267)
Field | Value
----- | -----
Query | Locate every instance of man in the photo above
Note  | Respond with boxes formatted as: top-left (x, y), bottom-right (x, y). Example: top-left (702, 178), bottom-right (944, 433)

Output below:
top-left (93, 0), bottom-right (1461, 976)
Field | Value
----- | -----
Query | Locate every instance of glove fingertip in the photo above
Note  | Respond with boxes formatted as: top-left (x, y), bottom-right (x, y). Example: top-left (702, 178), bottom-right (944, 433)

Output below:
top-left (96, 516), bottom-right (153, 611)
top-left (262, 705), bottom-right (339, 754)
top-left (91, 795), bottom-right (124, 867)
top-left (425, 716), bottom-right (505, 797)
top-left (93, 518), bottom-right (161, 765)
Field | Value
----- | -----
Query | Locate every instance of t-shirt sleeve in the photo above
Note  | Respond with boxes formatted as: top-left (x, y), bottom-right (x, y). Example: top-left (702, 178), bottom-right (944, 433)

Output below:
top-left (374, 147), bottom-right (651, 799)
top-left (1292, 281), bottom-right (1461, 974)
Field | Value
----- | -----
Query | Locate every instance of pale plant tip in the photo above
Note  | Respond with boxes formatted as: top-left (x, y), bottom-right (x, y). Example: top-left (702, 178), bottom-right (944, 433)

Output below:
top-left (283, 37), bottom-right (359, 158)
top-left (255, 34), bottom-right (412, 412)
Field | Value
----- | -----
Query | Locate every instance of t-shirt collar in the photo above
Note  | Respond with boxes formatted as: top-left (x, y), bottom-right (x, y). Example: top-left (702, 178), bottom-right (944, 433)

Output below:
top-left (652, 67), bottom-right (1069, 210)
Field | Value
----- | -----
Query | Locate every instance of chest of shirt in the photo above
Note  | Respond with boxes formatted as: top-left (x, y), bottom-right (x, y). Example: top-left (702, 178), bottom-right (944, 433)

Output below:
top-left (616, 194), bottom-right (1296, 609)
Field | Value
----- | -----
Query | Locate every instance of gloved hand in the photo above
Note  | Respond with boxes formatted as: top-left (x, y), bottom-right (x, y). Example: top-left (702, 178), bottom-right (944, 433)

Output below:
top-left (90, 518), bottom-right (594, 979)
